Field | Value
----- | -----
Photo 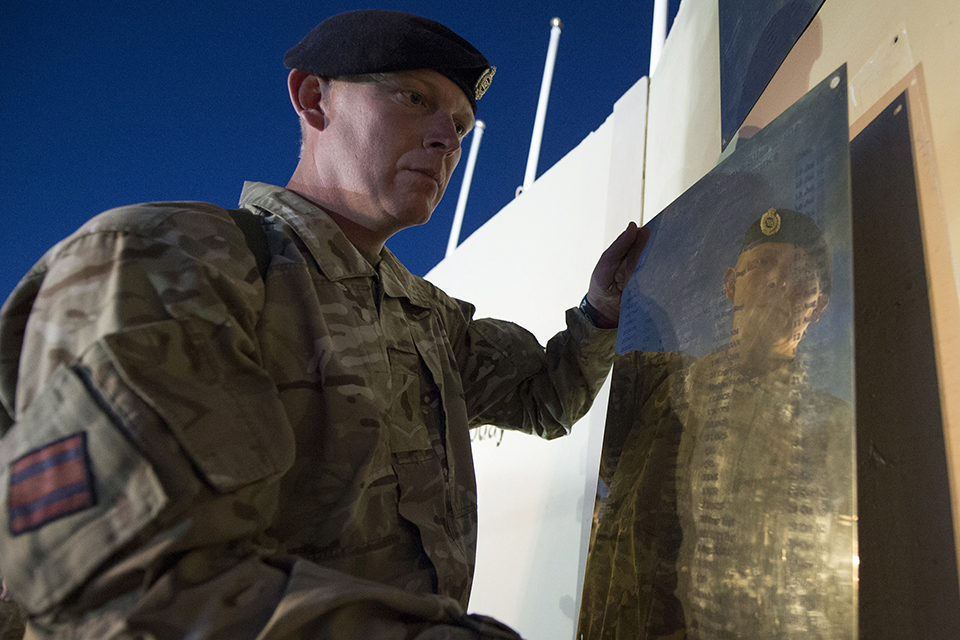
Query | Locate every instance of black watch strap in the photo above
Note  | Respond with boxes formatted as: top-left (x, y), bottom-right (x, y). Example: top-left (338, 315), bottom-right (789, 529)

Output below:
top-left (580, 294), bottom-right (617, 329)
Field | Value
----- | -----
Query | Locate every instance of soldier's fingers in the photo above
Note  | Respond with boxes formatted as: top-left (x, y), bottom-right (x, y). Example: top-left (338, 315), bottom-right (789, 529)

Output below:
top-left (602, 221), bottom-right (639, 263)
top-left (594, 222), bottom-right (639, 289)
top-left (613, 225), bottom-right (649, 290)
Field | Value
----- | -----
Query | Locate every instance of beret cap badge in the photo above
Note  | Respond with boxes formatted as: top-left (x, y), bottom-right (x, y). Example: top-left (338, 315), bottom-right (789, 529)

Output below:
top-left (475, 66), bottom-right (496, 100)
top-left (760, 208), bottom-right (781, 236)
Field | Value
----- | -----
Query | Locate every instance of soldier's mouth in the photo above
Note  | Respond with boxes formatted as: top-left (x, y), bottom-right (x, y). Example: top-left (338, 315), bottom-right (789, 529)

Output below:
top-left (405, 167), bottom-right (442, 186)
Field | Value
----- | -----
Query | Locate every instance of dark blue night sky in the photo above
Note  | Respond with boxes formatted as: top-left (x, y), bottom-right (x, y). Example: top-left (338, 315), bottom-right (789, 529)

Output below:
top-left (1, 1), bottom-right (679, 300)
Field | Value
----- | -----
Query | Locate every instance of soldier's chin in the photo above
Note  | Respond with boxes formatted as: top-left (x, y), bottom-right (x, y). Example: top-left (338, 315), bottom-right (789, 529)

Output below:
top-left (395, 202), bottom-right (436, 228)
top-left (416, 194), bottom-right (444, 223)
top-left (738, 333), bottom-right (796, 361)
top-left (737, 322), bottom-right (789, 345)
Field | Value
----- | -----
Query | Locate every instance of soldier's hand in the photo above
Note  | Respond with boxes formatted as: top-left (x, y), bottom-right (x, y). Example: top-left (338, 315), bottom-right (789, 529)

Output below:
top-left (586, 221), bottom-right (650, 327)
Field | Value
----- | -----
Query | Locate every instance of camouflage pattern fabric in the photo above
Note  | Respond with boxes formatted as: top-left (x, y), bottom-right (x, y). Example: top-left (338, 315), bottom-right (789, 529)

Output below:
top-left (578, 351), bottom-right (855, 640)
top-left (0, 601), bottom-right (26, 640)
top-left (0, 182), bottom-right (615, 638)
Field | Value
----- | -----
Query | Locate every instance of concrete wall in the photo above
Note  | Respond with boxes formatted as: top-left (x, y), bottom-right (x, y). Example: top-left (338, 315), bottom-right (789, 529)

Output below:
top-left (428, 0), bottom-right (960, 637)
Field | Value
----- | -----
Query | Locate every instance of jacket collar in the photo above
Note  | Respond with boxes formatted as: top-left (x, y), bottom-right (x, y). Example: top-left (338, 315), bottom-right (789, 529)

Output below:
top-left (239, 182), bottom-right (438, 309)
top-left (379, 249), bottom-right (441, 310)
top-left (239, 182), bottom-right (375, 281)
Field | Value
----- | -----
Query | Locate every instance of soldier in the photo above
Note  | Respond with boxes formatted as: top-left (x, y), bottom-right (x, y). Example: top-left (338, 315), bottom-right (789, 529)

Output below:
top-left (0, 9), bottom-right (647, 640)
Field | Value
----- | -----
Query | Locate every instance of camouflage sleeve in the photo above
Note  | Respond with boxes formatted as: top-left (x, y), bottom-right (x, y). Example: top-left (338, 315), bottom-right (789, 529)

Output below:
top-left (0, 202), bottom-right (297, 617)
top-left (451, 302), bottom-right (618, 439)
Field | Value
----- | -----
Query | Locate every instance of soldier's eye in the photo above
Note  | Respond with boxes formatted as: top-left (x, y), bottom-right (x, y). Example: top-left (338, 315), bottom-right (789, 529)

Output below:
top-left (409, 92), bottom-right (423, 105)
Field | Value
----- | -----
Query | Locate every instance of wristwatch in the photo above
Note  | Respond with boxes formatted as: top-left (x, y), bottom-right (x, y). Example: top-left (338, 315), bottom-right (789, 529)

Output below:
top-left (580, 294), bottom-right (618, 329)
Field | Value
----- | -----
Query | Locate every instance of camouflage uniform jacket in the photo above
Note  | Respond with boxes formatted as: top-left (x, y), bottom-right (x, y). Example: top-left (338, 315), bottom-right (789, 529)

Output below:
top-left (0, 182), bottom-right (615, 634)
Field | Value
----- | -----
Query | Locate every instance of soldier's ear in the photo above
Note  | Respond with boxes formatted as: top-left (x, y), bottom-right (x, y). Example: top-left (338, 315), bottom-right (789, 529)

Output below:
top-left (723, 266), bottom-right (737, 302)
top-left (288, 70), bottom-right (329, 132)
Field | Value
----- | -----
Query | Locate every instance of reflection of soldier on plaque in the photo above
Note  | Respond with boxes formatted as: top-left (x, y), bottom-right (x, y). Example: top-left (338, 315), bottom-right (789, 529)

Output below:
top-left (579, 209), bottom-right (855, 639)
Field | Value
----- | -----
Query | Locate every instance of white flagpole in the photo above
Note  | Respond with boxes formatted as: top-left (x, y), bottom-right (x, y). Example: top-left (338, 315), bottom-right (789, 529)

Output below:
top-left (650, 0), bottom-right (668, 75)
top-left (520, 17), bottom-right (563, 195)
top-left (446, 120), bottom-right (486, 257)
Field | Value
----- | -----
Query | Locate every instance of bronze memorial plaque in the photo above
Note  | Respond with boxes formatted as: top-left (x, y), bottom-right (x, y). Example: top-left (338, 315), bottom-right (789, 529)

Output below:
top-left (580, 66), bottom-right (856, 640)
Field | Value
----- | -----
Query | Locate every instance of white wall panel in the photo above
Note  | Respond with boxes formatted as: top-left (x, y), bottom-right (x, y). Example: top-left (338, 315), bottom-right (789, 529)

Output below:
top-left (605, 77), bottom-right (650, 237)
top-left (642, 0), bottom-right (721, 224)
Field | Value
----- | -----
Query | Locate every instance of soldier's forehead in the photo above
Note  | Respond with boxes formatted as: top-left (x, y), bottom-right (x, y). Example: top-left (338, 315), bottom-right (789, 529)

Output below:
top-left (739, 242), bottom-right (814, 264)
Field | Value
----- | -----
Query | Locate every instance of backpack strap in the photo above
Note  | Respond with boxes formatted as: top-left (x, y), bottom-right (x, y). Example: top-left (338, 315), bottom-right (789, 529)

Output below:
top-left (226, 207), bottom-right (270, 281)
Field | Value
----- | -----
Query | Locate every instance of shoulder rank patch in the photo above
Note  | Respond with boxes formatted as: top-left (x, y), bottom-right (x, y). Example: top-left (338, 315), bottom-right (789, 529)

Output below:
top-left (8, 432), bottom-right (96, 535)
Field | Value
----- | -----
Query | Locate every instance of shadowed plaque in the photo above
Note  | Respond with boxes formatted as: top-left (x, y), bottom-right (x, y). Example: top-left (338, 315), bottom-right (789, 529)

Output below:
top-left (579, 66), bottom-right (855, 639)
top-left (719, 0), bottom-right (825, 150)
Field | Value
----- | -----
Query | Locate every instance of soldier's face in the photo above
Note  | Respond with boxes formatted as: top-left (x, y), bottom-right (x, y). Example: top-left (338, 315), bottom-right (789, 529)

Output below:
top-left (724, 242), bottom-right (827, 360)
top-left (313, 70), bottom-right (474, 236)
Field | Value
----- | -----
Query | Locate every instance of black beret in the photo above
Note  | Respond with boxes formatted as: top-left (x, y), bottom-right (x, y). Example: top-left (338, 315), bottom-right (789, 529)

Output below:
top-left (740, 208), bottom-right (832, 295)
top-left (285, 9), bottom-right (495, 114)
